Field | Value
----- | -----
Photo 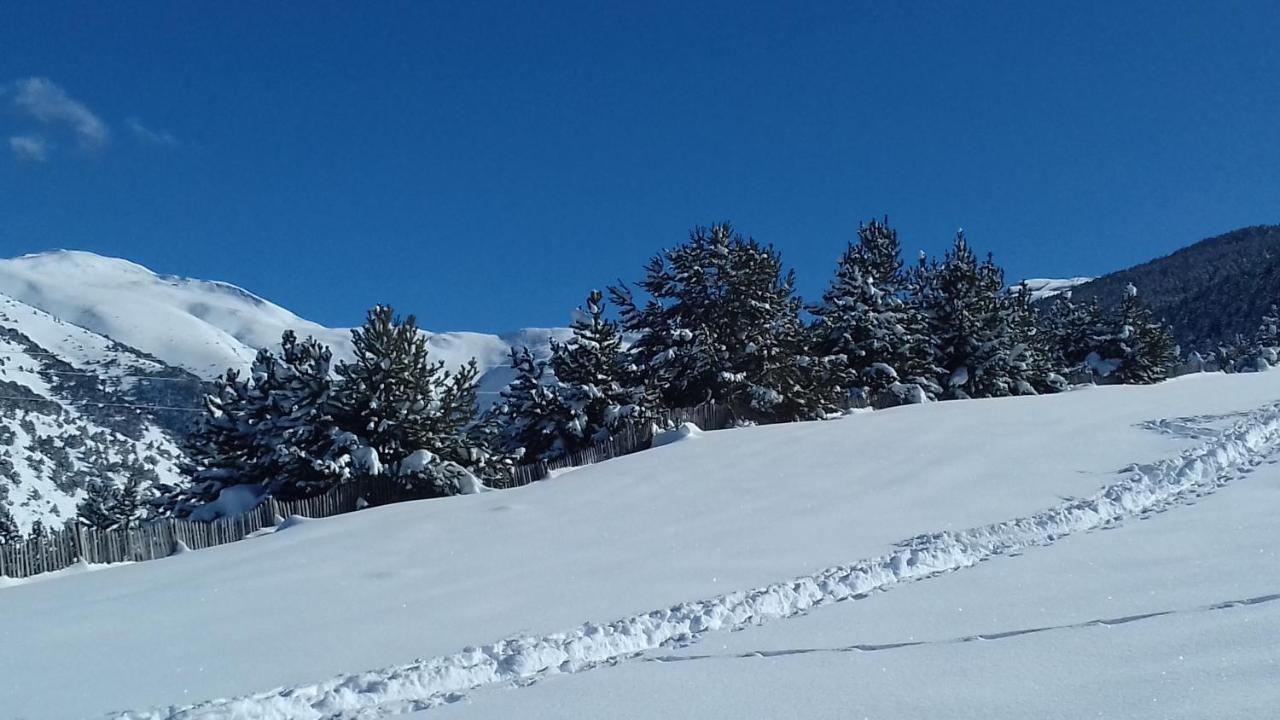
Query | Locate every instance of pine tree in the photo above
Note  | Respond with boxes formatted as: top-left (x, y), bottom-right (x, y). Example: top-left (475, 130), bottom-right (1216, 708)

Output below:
top-left (27, 519), bottom-right (48, 573)
top-left (1041, 294), bottom-right (1109, 375)
top-left (1003, 282), bottom-right (1059, 393)
top-left (1255, 305), bottom-right (1280, 350)
top-left (77, 480), bottom-right (122, 529)
top-left (810, 218), bottom-right (936, 407)
top-left (333, 305), bottom-right (493, 492)
top-left (1108, 284), bottom-right (1177, 384)
top-left (182, 365), bottom-right (258, 504)
top-left (545, 290), bottom-right (646, 454)
top-left (0, 504), bottom-right (21, 544)
top-left (610, 223), bottom-right (824, 422)
top-left (1244, 305), bottom-right (1280, 370)
top-left (178, 331), bottom-right (352, 513)
top-left (113, 475), bottom-right (146, 529)
top-left (1215, 334), bottom-right (1249, 374)
top-left (254, 331), bottom-right (351, 496)
top-left (914, 232), bottom-right (1021, 398)
top-left (495, 346), bottom-right (562, 460)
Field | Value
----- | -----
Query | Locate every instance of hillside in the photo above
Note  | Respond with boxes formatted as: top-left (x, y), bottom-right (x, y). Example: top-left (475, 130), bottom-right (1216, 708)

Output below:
top-left (0, 293), bottom-right (200, 531)
top-left (1065, 224), bottom-right (1280, 350)
top-left (0, 251), bottom-right (570, 397)
top-left (3, 369), bottom-right (1279, 718)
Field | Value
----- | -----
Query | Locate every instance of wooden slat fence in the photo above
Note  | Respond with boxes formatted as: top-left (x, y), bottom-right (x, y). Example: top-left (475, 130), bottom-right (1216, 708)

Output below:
top-left (0, 402), bottom-right (735, 580)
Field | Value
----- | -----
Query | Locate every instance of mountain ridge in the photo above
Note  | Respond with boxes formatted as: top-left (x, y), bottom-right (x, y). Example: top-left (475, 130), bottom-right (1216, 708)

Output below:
top-left (0, 250), bottom-right (570, 398)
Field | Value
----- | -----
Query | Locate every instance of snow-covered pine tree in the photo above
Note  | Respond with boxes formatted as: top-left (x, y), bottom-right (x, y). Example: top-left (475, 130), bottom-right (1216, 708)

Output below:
top-left (1040, 294), bottom-right (1109, 377)
top-left (257, 331), bottom-right (352, 496)
top-left (494, 346), bottom-right (561, 460)
top-left (810, 218), bottom-right (937, 408)
top-left (113, 475), bottom-right (146, 529)
top-left (77, 480), bottom-right (122, 530)
top-left (1244, 305), bottom-right (1280, 370)
top-left (1255, 305), bottom-right (1280, 350)
top-left (173, 331), bottom-right (352, 514)
top-left (914, 232), bottom-right (1022, 398)
top-left (544, 290), bottom-right (646, 455)
top-left (333, 305), bottom-right (493, 493)
top-left (1108, 284), bottom-right (1177, 384)
top-left (1214, 334), bottom-right (1249, 374)
top-left (610, 223), bottom-right (824, 422)
top-left (0, 504), bottom-right (21, 544)
top-left (27, 519), bottom-right (48, 573)
top-left (1003, 282), bottom-right (1060, 393)
top-left (180, 366), bottom-right (258, 507)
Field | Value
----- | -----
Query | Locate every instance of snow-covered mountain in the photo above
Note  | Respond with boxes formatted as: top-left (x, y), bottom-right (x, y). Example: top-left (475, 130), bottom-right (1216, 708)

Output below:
top-left (1012, 276), bottom-right (1093, 301)
top-left (0, 250), bottom-right (572, 530)
top-left (0, 292), bottom-right (199, 531)
top-left (0, 250), bottom-right (570, 398)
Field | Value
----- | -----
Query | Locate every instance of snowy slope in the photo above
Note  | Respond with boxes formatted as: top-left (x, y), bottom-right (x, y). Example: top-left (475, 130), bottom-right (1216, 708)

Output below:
top-left (459, 460), bottom-right (1280, 719)
top-left (0, 293), bottom-right (198, 531)
top-left (1012, 276), bottom-right (1092, 301)
top-left (477, 408), bottom-right (1280, 719)
top-left (0, 251), bottom-right (569, 393)
top-left (3, 370), bottom-right (1280, 718)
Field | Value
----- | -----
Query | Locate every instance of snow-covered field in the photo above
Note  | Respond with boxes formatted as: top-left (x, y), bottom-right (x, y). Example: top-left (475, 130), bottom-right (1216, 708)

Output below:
top-left (3, 370), bottom-right (1280, 718)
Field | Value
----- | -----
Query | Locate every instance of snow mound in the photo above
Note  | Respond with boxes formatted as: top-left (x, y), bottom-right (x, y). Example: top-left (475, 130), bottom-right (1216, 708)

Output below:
top-left (651, 422), bottom-right (703, 448)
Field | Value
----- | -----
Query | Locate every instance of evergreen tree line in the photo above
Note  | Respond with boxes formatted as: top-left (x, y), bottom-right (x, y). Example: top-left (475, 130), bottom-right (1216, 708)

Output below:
top-left (68, 217), bottom-right (1196, 527)
top-left (147, 310), bottom-right (508, 519)
top-left (1186, 304), bottom-right (1280, 374)
top-left (496, 219), bottom-right (1185, 463)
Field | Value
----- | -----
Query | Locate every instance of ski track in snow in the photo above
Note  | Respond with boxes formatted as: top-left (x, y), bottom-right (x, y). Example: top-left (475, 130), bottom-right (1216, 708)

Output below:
top-left (648, 590), bottom-right (1280, 664)
top-left (103, 401), bottom-right (1280, 720)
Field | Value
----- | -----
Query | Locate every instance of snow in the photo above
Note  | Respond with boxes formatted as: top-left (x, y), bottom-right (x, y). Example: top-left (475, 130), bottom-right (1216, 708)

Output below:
top-left (187, 484), bottom-right (267, 521)
top-left (456, 412), bottom-right (1280, 719)
top-left (0, 292), bottom-right (192, 529)
top-left (1012, 277), bottom-right (1093, 301)
top-left (4, 370), bottom-right (1280, 718)
top-left (0, 251), bottom-right (571, 396)
top-left (649, 421), bottom-right (702, 448)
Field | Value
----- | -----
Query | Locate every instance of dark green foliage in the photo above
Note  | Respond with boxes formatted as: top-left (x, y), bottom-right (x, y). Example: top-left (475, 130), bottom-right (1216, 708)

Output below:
top-left (496, 346), bottom-right (562, 461)
top-left (546, 291), bottom-right (646, 450)
top-left (497, 291), bottom-right (648, 461)
top-left (0, 503), bottom-right (20, 543)
top-left (1106, 286), bottom-right (1178, 384)
top-left (333, 305), bottom-right (496, 489)
top-left (1005, 283), bottom-right (1058, 392)
top-left (913, 232), bottom-right (1039, 398)
top-left (1041, 295), bottom-right (1110, 372)
top-left (611, 223), bottom-right (824, 422)
top-left (1066, 224), bottom-right (1280, 351)
top-left (809, 218), bottom-right (937, 407)
top-left (77, 480), bottom-right (121, 529)
top-left (182, 331), bottom-right (350, 509)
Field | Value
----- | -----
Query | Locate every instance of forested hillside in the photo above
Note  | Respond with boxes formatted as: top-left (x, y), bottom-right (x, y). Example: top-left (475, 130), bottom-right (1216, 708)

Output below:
top-left (1066, 225), bottom-right (1280, 351)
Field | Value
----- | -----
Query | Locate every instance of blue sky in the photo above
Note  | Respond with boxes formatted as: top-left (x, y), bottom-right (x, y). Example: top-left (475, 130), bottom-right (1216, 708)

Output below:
top-left (1, 2), bottom-right (1278, 332)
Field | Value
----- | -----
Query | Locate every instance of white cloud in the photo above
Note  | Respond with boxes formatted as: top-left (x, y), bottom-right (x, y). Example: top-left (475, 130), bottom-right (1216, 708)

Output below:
top-left (10, 77), bottom-right (109, 151)
top-left (126, 117), bottom-right (178, 147)
top-left (8, 135), bottom-right (48, 162)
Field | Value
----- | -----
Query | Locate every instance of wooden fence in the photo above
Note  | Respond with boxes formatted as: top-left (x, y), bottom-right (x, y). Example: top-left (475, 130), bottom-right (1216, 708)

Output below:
top-left (0, 402), bottom-right (735, 580)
